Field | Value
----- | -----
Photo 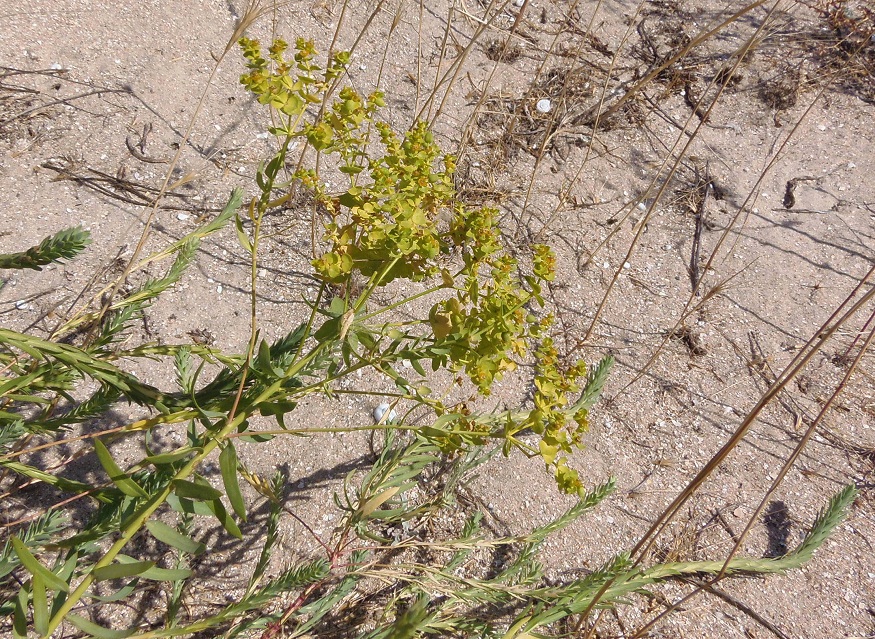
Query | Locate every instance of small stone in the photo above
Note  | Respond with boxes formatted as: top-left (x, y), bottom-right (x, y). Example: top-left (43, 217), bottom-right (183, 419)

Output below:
top-left (49, 62), bottom-right (63, 70)
top-left (176, 212), bottom-right (190, 221)
top-left (536, 98), bottom-right (552, 113)
top-left (373, 403), bottom-right (397, 424)
top-left (14, 300), bottom-right (28, 310)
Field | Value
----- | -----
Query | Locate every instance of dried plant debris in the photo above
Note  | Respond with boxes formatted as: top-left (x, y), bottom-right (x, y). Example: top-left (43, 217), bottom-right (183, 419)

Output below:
top-left (41, 157), bottom-right (215, 213)
top-left (483, 38), bottom-right (523, 63)
top-left (671, 324), bottom-right (708, 356)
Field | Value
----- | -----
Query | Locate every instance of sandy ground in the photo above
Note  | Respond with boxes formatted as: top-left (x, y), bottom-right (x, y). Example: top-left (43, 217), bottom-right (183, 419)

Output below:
top-left (1, 0), bottom-right (874, 637)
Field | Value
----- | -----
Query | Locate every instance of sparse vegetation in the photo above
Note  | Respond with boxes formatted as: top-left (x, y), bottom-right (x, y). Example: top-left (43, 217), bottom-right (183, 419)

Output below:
top-left (1, 0), bottom-right (873, 637)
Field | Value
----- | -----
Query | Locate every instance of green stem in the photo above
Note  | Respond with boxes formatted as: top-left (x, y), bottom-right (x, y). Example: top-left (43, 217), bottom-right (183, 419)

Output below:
top-left (43, 343), bottom-right (327, 637)
top-left (44, 112), bottom-right (317, 638)
top-left (359, 283), bottom-right (447, 321)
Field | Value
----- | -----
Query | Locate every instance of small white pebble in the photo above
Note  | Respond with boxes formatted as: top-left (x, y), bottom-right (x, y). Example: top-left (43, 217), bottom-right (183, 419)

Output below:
top-left (623, 262), bottom-right (631, 269)
top-left (216, 285), bottom-right (223, 294)
top-left (637, 202), bottom-right (646, 211)
top-left (14, 300), bottom-right (28, 310)
top-left (602, 261), bottom-right (610, 268)
top-left (536, 98), bottom-right (552, 113)
top-left (373, 403), bottom-right (397, 424)
top-left (49, 62), bottom-right (63, 70)
top-left (176, 212), bottom-right (190, 221)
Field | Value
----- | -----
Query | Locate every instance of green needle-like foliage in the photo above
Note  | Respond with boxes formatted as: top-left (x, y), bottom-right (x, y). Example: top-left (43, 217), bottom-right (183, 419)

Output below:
top-left (0, 226), bottom-right (91, 271)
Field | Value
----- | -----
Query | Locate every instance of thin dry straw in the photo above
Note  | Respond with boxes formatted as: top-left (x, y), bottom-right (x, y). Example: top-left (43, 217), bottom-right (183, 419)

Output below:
top-left (527, 0), bottom-right (631, 243)
top-left (54, 1), bottom-right (267, 343)
top-left (602, 50), bottom-right (838, 389)
top-left (578, 0), bottom-right (779, 345)
top-left (630, 308), bottom-right (874, 637)
top-left (575, 260), bottom-right (875, 636)
top-left (421, 0), bottom-right (506, 125)
top-left (633, 264), bottom-right (875, 560)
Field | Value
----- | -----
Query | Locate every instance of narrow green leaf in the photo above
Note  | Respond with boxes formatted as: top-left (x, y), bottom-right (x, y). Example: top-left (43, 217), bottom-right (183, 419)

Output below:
top-left (410, 358), bottom-right (426, 377)
top-left (0, 460), bottom-right (110, 501)
top-left (575, 355), bottom-right (614, 412)
top-left (143, 448), bottom-right (198, 466)
top-left (166, 494), bottom-right (214, 516)
top-left (139, 566), bottom-right (193, 581)
top-left (257, 400), bottom-right (297, 429)
top-left (172, 479), bottom-right (223, 501)
top-left (67, 614), bottom-right (133, 639)
top-left (220, 444), bottom-right (247, 521)
top-left (204, 497), bottom-right (243, 540)
top-left (90, 581), bottom-right (138, 602)
top-left (93, 439), bottom-right (149, 498)
top-left (11, 536), bottom-right (69, 592)
top-left (13, 584), bottom-right (28, 639)
top-left (146, 520), bottom-right (206, 555)
top-left (33, 573), bottom-right (48, 635)
top-left (234, 214), bottom-right (253, 253)
top-left (255, 338), bottom-right (284, 377)
top-left (51, 551), bottom-right (76, 616)
top-left (94, 561), bottom-right (156, 582)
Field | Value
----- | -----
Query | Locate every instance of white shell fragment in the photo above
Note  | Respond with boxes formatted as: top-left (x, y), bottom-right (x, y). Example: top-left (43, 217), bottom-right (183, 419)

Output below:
top-left (536, 98), bottom-right (552, 113)
top-left (373, 403), bottom-right (397, 424)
